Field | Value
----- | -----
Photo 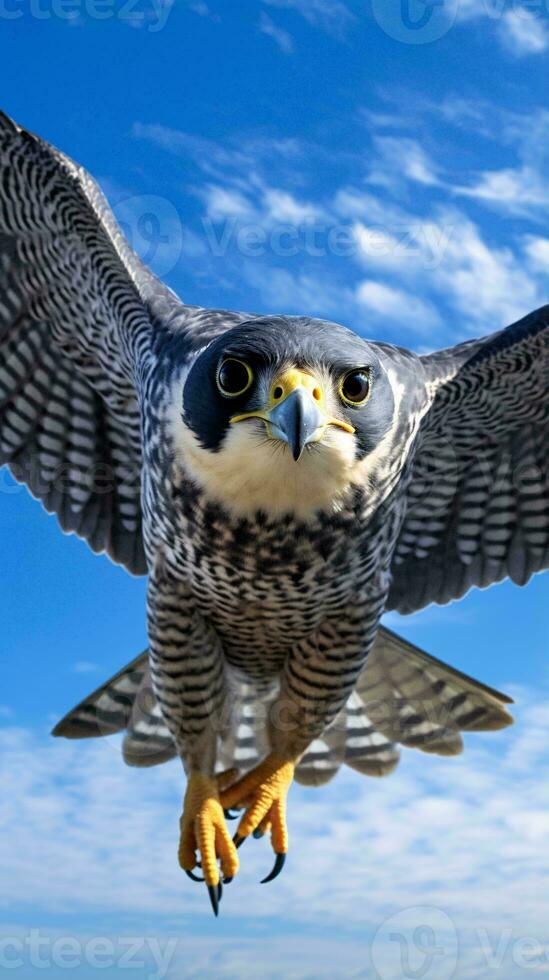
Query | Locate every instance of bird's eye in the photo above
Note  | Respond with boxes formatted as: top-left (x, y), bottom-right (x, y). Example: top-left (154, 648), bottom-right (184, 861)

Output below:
top-left (339, 369), bottom-right (371, 407)
top-left (217, 358), bottom-right (254, 397)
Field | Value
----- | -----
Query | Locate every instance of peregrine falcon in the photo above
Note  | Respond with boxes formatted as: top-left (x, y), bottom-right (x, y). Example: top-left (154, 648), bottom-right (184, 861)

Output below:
top-left (1, 113), bottom-right (547, 915)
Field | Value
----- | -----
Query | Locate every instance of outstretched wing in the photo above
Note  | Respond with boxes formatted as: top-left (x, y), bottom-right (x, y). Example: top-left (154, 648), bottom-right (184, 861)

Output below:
top-left (0, 113), bottom-right (244, 573)
top-left (388, 306), bottom-right (549, 613)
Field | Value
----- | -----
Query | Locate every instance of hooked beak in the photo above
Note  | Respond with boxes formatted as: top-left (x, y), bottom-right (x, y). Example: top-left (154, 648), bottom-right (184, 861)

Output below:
top-left (229, 368), bottom-right (354, 462)
top-left (269, 387), bottom-right (324, 461)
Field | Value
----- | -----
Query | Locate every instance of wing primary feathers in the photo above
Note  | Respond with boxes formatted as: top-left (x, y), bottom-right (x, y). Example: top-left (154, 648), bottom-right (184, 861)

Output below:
top-left (390, 305), bottom-right (549, 614)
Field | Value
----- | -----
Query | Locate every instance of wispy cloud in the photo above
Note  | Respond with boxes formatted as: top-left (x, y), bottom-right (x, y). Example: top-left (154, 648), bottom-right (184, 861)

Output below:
top-left (431, 209), bottom-right (542, 327)
top-left (455, 165), bottom-right (549, 217)
top-left (239, 264), bottom-right (354, 318)
top-left (132, 103), bottom-right (548, 342)
top-left (355, 280), bottom-right (440, 332)
top-left (196, 181), bottom-right (323, 227)
top-left (498, 8), bottom-right (549, 55)
top-left (188, 0), bottom-right (212, 16)
top-left (367, 136), bottom-right (442, 191)
top-left (346, 195), bottom-right (541, 330)
top-left (364, 97), bottom-right (549, 222)
top-left (523, 235), bottom-right (549, 274)
top-left (450, 103), bottom-right (549, 218)
top-left (458, 0), bottom-right (549, 56)
top-left (2, 688), bottom-right (549, 976)
top-left (262, 0), bottom-right (353, 36)
top-left (198, 184), bottom-right (257, 222)
top-left (132, 122), bottom-right (305, 182)
top-left (257, 11), bottom-right (295, 52)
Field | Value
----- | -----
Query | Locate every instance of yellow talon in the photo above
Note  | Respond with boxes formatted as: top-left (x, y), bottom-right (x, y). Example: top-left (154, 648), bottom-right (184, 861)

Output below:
top-left (179, 772), bottom-right (240, 886)
top-left (219, 753), bottom-right (294, 861)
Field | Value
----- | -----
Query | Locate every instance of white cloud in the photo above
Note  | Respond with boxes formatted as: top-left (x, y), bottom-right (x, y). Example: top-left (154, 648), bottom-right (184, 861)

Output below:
top-left (499, 9), bottom-right (549, 55)
top-left (258, 11), bottom-right (295, 52)
top-left (241, 264), bottom-right (353, 317)
top-left (133, 123), bottom-right (303, 181)
top-left (134, 122), bottom-right (321, 230)
top-left (368, 136), bottom-right (441, 192)
top-left (333, 187), bottom-right (409, 225)
top-left (354, 223), bottom-right (404, 266)
top-left (356, 280), bottom-right (440, 332)
top-left (460, 108), bottom-right (549, 219)
top-left (188, 1), bottom-right (210, 15)
top-left (455, 165), bottom-right (549, 217)
top-left (353, 220), bottom-right (455, 273)
top-left (132, 123), bottom-right (257, 184)
top-left (523, 235), bottom-right (549, 274)
top-left (263, 187), bottom-right (322, 223)
top-left (198, 181), bottom-right (323, 228)
top-left (199, 184), bottom-right (258, 222)
top-left (2, 688), bottom-right (549, 977)
top-left (340, 181), bottom-right (542, 331)
top-left (364, 100), bottom-right (549, 222)
top-left (262, 0), bottom-right (353, 35)
top-left (458, 0), bottom-right (549, 56)
top-left (133, 109), bottom-right (547, 341)
top-left (432, 211), bottom-right (542, 327)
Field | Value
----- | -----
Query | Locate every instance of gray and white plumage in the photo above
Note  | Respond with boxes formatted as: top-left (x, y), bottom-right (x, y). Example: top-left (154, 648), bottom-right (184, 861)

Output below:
top-left (54, 626), bottom-right (514, 786)
top-left (1, 112), bottom-right (547, 794)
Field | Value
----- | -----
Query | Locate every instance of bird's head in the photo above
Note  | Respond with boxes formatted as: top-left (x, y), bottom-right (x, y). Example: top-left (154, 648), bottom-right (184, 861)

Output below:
top-left (171, 316), bottom-right (419, 518)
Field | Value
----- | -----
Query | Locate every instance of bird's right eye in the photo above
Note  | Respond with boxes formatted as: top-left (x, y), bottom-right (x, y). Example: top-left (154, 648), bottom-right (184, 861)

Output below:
top-left (217, 358), bottom-right (254, 397)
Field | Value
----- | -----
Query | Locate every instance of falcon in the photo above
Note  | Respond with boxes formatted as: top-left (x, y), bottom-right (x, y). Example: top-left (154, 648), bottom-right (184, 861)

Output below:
top-left (1, 112), bottom-right (547, 915)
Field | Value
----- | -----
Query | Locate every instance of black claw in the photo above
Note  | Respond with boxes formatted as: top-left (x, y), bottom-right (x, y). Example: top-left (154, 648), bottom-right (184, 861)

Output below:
top-left (208, 885), bottom-right (219, 917)
top-left (224, 809), bottom-right (239, 820)
top-left (217, 881), bottom-right (223, 903)
top-left (233, 833), bottom-right (247, 849)
top-left (253, 828), bottom-right (265, 840)
top-left (261, 852), bottom-right (286, 884)
top-left (185, 869), bottom-right (204, 883)
top-left (223, 876), bottom-right (233, 885)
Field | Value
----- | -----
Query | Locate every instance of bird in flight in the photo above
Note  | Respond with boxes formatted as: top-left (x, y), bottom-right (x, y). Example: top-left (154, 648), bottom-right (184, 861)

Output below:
top-left (1, 112), bottom-right (547, 916)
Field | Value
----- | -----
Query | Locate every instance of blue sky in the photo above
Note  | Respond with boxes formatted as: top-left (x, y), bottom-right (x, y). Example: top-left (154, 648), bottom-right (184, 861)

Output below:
top-left (1, 1), bottom-right (549, 977)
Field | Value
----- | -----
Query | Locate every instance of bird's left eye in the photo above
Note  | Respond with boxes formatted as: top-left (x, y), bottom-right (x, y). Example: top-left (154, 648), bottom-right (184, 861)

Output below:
top-left (339, 369), bottom-right (371, 407)
top-left (217, 358), bottom-right (254, 397)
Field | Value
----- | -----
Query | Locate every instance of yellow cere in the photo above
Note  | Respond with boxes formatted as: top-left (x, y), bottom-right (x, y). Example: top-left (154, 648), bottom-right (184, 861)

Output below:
top-left (230, 366), bottom-right (356, 434)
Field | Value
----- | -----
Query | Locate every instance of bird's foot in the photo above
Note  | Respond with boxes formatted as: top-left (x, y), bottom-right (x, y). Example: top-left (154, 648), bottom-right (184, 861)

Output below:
top-left (219, 753), bottom-right (294, 883)
top-left (178, 772), bottom-right (240, 915)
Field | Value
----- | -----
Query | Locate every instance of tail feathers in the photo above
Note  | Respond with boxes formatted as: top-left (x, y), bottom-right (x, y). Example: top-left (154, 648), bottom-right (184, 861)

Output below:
top-left (295, 713), bottom-right (347, 787)
top-left (293, 628), bottom-right (512, 785)
top-left (122, 692), bottom-right (177, 768)
top-left (215, 687), bottom-right (271, 774)
top-left (341, 694), bottom-right (401, 778)
top-left (53, 651), bottom-right (177, 767)
top-left (295, 694), bottom-right (400, 787)
top-left (355, 626), bottom-right (514, 758)
top-left (52, 653), bottom-right (149, 740)
top-left (216, 686), bottom-right (400, 787)
top-left (52, 626), bottom-right (513, 783)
